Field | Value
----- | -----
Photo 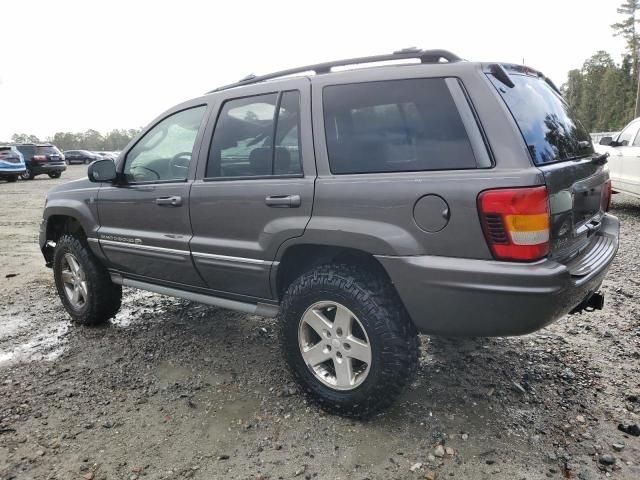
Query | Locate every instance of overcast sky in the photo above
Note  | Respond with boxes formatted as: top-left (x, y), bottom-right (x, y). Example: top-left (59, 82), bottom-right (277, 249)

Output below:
top-left (0, 0), bottom-right (626, 140)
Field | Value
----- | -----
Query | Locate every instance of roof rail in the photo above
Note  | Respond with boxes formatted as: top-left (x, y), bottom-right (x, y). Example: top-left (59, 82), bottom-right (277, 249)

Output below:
top-left (209, 48), bottom-right (462, 93)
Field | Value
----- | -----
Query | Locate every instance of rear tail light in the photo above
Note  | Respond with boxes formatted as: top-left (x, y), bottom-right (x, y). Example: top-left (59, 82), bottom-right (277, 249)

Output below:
top-left (602, 179), bottom-right (612, 212)
top-left (478, 186), bottom-right (550, 262)
top-left (32, 155), bottom-right (46, 161)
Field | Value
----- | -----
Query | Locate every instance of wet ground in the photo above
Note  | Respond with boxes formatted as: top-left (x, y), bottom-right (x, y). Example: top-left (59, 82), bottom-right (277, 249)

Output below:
top-left (0, 166), bottom-right (639, 480)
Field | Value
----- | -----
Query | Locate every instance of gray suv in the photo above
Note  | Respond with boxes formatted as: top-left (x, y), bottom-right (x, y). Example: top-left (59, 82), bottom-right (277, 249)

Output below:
top-left (39, 49), bottom-right (619, 417)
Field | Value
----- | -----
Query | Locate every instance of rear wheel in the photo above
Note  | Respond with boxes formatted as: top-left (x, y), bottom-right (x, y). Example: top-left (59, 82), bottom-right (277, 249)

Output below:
top-left (53, 234), bottom-right (122, 325)
top-left (6, 175), bottom-right (17, 183)
top-left (19, 168), bottom-right (33, 180)
top-left (48, 172), bottom-right (61, 178)
top-left (279, 264), bottom-right (419, 418)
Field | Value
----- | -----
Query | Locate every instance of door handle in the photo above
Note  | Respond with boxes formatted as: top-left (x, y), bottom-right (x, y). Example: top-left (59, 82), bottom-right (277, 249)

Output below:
top-left (155, 195), bottom-right (182, 206)
top-left (265, 194), bottom-right (301, 208)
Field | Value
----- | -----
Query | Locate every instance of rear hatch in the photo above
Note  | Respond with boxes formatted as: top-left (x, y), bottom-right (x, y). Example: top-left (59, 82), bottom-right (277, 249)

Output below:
top-left (487, 66), bottom-right (609, 263)
top-left (0, 147), bottom-right (21, 164)
top-left (36, 145), bottom-right (64, 164)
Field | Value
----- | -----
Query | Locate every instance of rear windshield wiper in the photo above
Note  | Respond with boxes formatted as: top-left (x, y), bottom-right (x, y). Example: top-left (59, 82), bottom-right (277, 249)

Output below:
top-left (591, 152), bottom-right (608, 166)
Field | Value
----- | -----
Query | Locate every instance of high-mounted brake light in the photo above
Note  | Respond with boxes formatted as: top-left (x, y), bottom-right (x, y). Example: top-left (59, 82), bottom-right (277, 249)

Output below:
top-left (478, 186), bottom-right (550, 262)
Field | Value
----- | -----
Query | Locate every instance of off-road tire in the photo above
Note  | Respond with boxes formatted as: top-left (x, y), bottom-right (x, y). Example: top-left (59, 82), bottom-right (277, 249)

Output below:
top-left (53, 234), bottom-right (122, 325)
top-left (48, 172), bottom-right (62, 178)
top-left (279, 263), bottom-right (420, 418)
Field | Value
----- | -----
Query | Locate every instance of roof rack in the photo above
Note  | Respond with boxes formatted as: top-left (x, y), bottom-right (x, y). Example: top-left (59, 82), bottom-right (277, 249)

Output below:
top-left (209, 48), bottom-right (462, 93)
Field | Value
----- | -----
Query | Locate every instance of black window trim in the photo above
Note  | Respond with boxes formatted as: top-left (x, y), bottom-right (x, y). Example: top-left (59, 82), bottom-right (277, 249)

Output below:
top-left (120, 103), bottom-right (208, 186)
top-left (321, 76), bottom-right (493, 176)
top-left (203, 89), bottom-right (304, 181)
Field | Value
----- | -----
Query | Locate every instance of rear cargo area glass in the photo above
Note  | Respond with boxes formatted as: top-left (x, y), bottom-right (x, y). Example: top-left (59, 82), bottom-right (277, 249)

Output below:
top-left (487, 72), bottom-right (594, 165)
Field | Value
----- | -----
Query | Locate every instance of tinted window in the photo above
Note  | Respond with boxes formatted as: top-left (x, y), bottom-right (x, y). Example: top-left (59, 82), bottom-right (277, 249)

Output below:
top-left (124, 106), bottom-right (206, 182)
top-left (206, 91), bottom-right (302, 178)
top-left (488, 70), bottom-right (594, 165)
top-left (35, 146), bottom-right (61, 155)
top-left (16, 146), bottom-right (34, 157)
top-left (323, 78), bottom-right (478, 174)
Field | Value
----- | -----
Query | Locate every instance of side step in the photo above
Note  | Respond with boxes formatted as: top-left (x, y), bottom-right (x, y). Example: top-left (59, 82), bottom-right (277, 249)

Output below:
top-left (110, 275), bottom-right (279, 318)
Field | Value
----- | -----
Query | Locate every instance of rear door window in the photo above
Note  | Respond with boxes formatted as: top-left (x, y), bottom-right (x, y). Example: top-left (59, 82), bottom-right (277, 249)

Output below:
top-left (322, 78), bottom-right (484, 174)
top-left (206, 90), bottom-right (303, 178)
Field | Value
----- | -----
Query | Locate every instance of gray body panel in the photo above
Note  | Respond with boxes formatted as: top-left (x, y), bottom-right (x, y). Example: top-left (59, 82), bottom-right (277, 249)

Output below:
top-left (378, 214), bottom-right (618, 336)
top-left (40, 59), bottom-right (620, 337)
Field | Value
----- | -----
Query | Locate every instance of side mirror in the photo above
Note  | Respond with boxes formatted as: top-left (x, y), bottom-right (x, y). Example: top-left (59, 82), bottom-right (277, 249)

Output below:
top-left (599, 136), bottom-right (613, 146)
top-left (88, 159), bottom-right (117, 183)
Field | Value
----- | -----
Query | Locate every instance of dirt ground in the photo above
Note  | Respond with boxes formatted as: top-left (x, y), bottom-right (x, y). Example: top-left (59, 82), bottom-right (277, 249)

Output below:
top-left (0, 165), bottom-right (638, 480)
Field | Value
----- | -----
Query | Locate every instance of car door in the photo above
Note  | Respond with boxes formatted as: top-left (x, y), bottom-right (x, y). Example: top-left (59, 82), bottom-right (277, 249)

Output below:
top-left (96, 102), bottom-right (209, 286)
top-left (609, 120), bottom-right (640, 192)
top-left (623, 128), bottom-right (640, 196)
top-left (189, 79), bottom-right (315, 300)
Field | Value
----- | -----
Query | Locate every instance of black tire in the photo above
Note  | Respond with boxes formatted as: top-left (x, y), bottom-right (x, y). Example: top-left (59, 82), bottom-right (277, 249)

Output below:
top-left (6, 175), bottom-right (18, 183)
top-left (19, 168), bottom-right (33, 180)
top-left (48, 172), bottom-right (61, 178)
top-left (53, 234), bottom-right (122, 325)
top-left (279, 263), bottom-right (419, 418)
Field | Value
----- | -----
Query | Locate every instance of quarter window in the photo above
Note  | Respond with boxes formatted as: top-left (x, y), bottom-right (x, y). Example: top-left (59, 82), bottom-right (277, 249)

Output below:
top-left (124, 106), bottom-right (206, 183)
top-left (323, 78), bottom-right (479, 174)
top-left (206, 91), bottom-right (302, 178)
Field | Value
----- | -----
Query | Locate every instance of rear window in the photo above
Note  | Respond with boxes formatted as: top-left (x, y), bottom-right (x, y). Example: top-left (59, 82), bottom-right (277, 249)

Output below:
top-left (36, 145), bottom-right (61, 155)
top-left (487, 70), bottom-right (594, 165)
top-left (323, 78), bottom-right (482, 174)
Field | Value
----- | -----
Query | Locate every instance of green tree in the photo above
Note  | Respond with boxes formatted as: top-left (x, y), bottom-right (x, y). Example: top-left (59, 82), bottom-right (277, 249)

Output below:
top-left (11, 133), bottom-right (41, 143)
top-left (612, 0), bottom-right (640, 116)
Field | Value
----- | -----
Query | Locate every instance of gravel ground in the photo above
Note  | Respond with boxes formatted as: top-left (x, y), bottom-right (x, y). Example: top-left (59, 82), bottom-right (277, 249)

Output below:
top-left (0, 166), bottom-right (638, 480)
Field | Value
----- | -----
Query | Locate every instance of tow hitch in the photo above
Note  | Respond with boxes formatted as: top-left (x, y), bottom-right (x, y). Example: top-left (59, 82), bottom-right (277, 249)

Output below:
top-left (570, 292), bottom-right (605, 314)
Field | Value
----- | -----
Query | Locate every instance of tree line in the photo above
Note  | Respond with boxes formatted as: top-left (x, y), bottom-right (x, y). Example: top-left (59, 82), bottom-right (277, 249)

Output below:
top-left (563, 0), bottom-right (639, 132)
top-left (5, 128), bottom-right (141, 152)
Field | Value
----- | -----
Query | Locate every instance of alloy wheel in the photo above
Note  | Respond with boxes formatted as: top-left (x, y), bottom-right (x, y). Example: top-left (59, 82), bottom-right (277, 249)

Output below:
top-left (298, 301), bottom-right (372, 391)
top-left (60, 253), bottom-right (88, 309)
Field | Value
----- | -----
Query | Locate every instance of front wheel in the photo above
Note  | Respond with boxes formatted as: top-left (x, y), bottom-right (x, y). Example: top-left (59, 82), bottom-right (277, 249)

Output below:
top-left (279, 264), bottom-right (419, 418)
top-left (53, 235), bottom-right (122, 325)
top-left (48, 172), bottom-right (61, 178)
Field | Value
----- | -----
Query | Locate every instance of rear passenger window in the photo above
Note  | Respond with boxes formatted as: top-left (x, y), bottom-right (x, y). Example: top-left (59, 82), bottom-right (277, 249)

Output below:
top-left (206, 90), bottom-right (302, 178)
top-left (323, 78), bottom-right (480, 174)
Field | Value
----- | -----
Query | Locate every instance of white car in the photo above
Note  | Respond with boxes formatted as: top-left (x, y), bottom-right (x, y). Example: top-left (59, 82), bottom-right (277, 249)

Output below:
top-left (596, 119), bottom-right (640, 198)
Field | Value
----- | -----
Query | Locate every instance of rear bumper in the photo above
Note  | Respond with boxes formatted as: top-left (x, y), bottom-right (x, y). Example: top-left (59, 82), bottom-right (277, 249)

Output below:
top-left (32, 163), bottom-right (66, 174)
top-left (376, 214), bottom-right (619, 336)
top-left (0, 167), bottom-right (26, 176)
top-left (0, 160), bottom-right (26, 175)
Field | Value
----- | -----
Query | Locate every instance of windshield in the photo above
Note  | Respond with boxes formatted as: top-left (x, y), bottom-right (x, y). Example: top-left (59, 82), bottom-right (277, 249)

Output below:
top-left (488, 70), bottom-right (594, 165)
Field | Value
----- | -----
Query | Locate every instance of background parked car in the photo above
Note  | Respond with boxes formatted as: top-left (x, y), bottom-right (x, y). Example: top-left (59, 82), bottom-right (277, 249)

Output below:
top-left (15, 144), bottom-right (66, 180)
top-left (595, 119), bottom-right (640, 198)
top-left (94, 151), bottom-right (117, 161)
top-left (0, 145), bottom-right (26, 182)
top-left (64, 150), bottom-right (101, 165)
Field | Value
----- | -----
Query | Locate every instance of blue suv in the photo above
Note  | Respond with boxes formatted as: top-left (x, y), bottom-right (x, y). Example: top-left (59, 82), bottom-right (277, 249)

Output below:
top-left (0, 146), bottom-right (26, 182)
